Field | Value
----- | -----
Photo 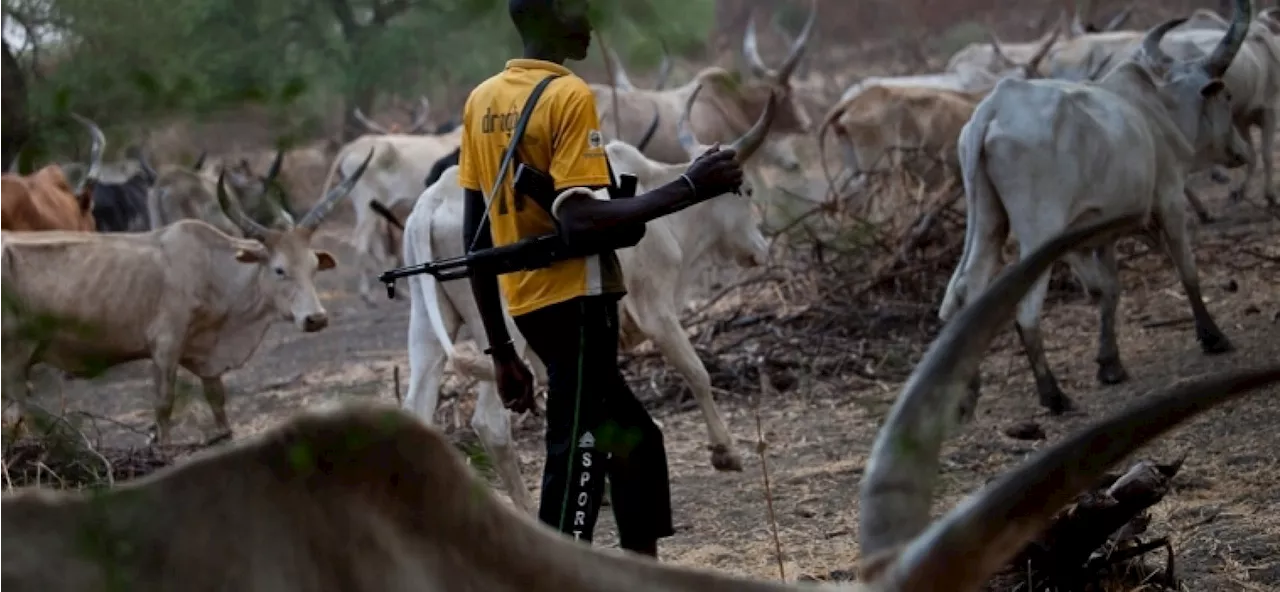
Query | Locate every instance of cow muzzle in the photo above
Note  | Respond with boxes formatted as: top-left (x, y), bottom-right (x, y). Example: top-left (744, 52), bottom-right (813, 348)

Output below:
top-left (301, 312), bottom-right (329, 332)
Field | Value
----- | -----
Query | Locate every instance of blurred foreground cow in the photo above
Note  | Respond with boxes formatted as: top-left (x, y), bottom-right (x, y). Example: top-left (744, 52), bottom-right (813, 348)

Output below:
top-left (5, 212), bottom-right (1278, 592)
top-left (941, 2), bottom-right (1255, 415)
top-left (0, 150), bottom-right (373, 446)
top-left (0, 115), bottom-right (105, 232)
top-left (395, 87), bottom-right (776, 510)
top-left (593, 0), bottom-right (816, 171)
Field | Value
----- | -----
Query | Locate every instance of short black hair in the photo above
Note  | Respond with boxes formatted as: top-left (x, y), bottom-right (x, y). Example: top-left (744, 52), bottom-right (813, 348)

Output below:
top-left (509, 0), bottom-right (556, 41)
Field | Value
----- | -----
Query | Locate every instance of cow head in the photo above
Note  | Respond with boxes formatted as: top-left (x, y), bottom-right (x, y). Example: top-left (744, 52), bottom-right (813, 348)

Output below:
top-left (673, 83), bottom-right (778, 268)
top-left (353, 96), bottom-right (432, 136)
top-left (222, 148), bottom-right (296, 229)
top-left (725, 0), bottom-right (816, 170)
top-left (215, 148), bottom-right (374, 333)
top-left (1134, 0), bottom-right (1252, 171)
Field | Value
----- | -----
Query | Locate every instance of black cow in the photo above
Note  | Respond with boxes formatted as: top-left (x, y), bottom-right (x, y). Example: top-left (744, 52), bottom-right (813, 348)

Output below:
top-left (422, 146), bottom-right (460, 189)
top-left (92, 148), bottom-right (158, 232)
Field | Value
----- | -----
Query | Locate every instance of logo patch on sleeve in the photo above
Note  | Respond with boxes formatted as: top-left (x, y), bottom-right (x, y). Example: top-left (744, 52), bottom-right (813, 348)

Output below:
top-left (587, 129), bottom-right (603, 148)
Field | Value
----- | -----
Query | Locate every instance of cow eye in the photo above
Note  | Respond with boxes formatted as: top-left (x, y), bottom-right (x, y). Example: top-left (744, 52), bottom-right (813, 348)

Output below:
top-left (274, 267), bottom-right (286, 278)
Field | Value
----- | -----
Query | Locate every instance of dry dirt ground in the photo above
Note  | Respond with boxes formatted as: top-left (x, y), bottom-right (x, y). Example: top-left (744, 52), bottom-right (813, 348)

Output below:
top-left (33, 162), bottom-right (1278, 590)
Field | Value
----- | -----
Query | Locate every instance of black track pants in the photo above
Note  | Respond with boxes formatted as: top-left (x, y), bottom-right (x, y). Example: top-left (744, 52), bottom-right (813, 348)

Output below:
top-left (514, 295), bottom-right (674, 547)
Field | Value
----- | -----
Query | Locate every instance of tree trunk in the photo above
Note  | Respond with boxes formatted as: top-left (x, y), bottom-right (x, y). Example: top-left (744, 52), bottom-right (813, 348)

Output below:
top-left (2, 40), bottom-right (31, 168)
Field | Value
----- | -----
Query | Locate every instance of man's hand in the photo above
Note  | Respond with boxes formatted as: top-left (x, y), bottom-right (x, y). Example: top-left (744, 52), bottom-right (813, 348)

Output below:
top-left (683, 144), bottom-right (744, 199)
top-left (490, 344), bottom-right (537, 414)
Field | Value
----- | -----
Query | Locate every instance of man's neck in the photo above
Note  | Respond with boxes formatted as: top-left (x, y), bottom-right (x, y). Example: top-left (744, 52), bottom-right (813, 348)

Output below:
top-left (522, 42), bottom-right (565, 64)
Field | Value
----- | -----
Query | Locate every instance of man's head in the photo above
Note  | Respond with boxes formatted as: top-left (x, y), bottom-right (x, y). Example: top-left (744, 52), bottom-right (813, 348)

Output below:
top-left (509, 0), bottom-right (592, 61)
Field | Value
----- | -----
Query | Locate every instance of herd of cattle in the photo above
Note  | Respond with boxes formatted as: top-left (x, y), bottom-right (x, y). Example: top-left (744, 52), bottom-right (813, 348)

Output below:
top-left (3, 0), bottom-right (1280, 590)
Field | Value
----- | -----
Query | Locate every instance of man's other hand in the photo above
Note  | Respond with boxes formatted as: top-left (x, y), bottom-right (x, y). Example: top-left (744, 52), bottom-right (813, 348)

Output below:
top-left (684, 144), bottom-right (744, 199)
top-left (491, 346), bottom-right (537, 414)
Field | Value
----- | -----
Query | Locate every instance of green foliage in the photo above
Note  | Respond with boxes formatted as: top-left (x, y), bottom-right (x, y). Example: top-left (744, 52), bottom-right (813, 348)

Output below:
top-left (10, 0), bottom-right (715, 152)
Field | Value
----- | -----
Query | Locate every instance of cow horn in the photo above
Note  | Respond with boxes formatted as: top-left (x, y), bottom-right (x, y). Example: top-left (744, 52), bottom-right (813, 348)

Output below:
top-left (68, 113), bottom-right (105, 195)
top-left (193, 150), bottom-right (207, 171)
top-left (1200, 0), bottom-right (1252, 78)
top-left (137, 151), bottom-right (159, 183)
top-left (406, 96), bottom-right (432, 134)
top-left (296, 147), bottom-right (374, 233)
top-left (352, 107), bottom-right (391, 135)
top-left (985, 30), bottom-right (1017, 68)
top-left (263, 148), bottom-right (284, 189)
top-left (676, 83), bottom-right (703, 157)
top-left (215, 170), bottom-right (272, 241)
top-left (856, 213), bottom-right (1144, 584)
top-left (635, 106), bottom-right (660, 153)
top-left (1101, 5), bottom-right (1133, 31)
top-left (728, 89), bottom-right (778, 163)
top-left (1140, 17), bottom-right (1186, 68)
top-left (773, 0), bottom-right (817, 84)
top-left (1024, 25), bottom-right (1062, 76)
top-left (1071, 0), bottom-right (1092, 37)
top-left (742, 14), bottom-right (773, 79)
top-left (368, 200), bottom-right (404, 230)
top-left (605, 46), bottom-right (635, 91)
top-left (882, 362), bottom-right (1280, 590)
top-left (654, 41), bottom-right (673, 91)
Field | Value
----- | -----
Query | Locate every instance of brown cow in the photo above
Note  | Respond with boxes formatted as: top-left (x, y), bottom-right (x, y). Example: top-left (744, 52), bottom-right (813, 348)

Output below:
top-left (0, 115), bottom-right (105, 232)
top-left (4, 214), bottom-right (1278, 592)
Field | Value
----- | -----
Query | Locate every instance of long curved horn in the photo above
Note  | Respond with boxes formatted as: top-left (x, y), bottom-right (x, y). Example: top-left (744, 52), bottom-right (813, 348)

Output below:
top-left (405, 96), bottom-right (432, 134)
top-left (215, 170), bottom-right (272, 241)
top-left (654, 40), bottom-right (673, 91)
top-left (727, 90), bottom-right (778, 163)
top-left (193, 150), bottom-right (207, 171)
top-left (773, 0), bottom-right (817, 84)
top-left (742, 14), bottom-right (773, 79)
top-left (296, 147), bottom-right (374, 233)
top-left (1200, 0), bottom-right (1252, 78)
top-left (352, 107), bottom-right (391, 134)
top-left (676, 83), bottom-right (703, 157)
top-left (985, 30), bottom-right (1017, 67)
top-left (605, 46), bottom-right (635, 91)
top-left (1140, 17), bottom-right (1186, 68)
top-left (68, 113), bottom-right (105, 194)
top-left (262, 148), bottom-right (284, 189)
top-left (857, 213), bottom-right (1144, 572)
top-left (137, 151), bottom-right (159, 182)
top-left (882, 364), bottom-right (1280, 590)
top-left (635, 106), bottom-right (660, 153)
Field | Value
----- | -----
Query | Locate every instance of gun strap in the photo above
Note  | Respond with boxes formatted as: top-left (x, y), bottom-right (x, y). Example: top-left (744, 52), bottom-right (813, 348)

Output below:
top-left (467, 73), bottom-right (563, 253)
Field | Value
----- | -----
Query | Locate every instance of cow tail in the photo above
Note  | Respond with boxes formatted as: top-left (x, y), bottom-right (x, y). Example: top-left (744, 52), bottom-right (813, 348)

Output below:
top-left (939, 95), bottom-right (997, 322)
top-left (817, 97), bottom-right (852, 199)
top-left (405, 188), bottom-right (458, 364)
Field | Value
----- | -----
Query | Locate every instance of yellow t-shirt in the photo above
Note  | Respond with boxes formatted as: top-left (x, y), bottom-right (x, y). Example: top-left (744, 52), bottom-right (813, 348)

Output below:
top-left (458, 59), bottom-right (627, 317)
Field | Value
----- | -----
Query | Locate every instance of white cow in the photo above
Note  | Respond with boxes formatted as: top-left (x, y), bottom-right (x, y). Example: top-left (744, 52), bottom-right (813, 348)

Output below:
top-left (940, 4), bottom-right (1254, 415)
top-left (398, 87), bottom-right (778, 511)
top-left (1, 151), bottom-right (374, 445)
top-left (318, 128), bottom-right (464, 303)
top-left (8, 213), bottom-right (1277, 592)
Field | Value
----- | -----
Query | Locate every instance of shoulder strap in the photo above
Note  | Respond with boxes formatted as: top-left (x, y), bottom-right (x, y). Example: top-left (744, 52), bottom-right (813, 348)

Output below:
top-left (467, 73), bottom-right (562, 253)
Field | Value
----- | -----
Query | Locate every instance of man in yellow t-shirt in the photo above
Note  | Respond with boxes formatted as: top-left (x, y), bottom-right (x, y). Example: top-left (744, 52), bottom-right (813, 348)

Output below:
top-left (458, 0), bottom-right (746, 558)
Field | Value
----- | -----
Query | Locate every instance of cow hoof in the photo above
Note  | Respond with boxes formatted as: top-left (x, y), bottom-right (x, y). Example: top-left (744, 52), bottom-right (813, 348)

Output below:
top-left (1198, 330), bottom-right (1234, 355)
top-left (1210, 169), bottom-right (1231, 184)
top-left (1096, 360), bottom-right (1129, 385)
top-left (1041, 389), bottom-right (1075, 416)
top-left (710, 445), bottom-right (744, 472)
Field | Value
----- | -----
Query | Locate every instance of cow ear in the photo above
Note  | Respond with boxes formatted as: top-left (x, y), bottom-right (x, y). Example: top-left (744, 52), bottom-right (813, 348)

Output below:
top-left (1201, 80), bottom-right (1226, 98)
top-left (235, 247), bottom-right (267, 264)
top-left (315, 250), bottom-right (337, 271)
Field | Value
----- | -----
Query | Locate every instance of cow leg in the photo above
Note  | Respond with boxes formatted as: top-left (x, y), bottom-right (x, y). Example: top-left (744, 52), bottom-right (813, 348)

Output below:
top-left (1227, 120), bottom-right (1259, 203)
top-left (1258, 110), bottom-right (1276, 206)
top-left (150, 350), bottom-right (181, 447)
top-left (1089, 246), bottom-right (1128, 385)
top-left (1014, 268), bottom-right (1072, 414)
top-left (198, 376), bottom-right (233, 442)
top-left (1157, 204), bottom-right (1233, 355)
top-left (403, 280), bottom-right (461, 423)
top-left (351, 209), bottom-right (383, 304)
top-left (640, 312), bottom-right (741, 472)
top-left (471, 380), bottom-right (536, 514)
